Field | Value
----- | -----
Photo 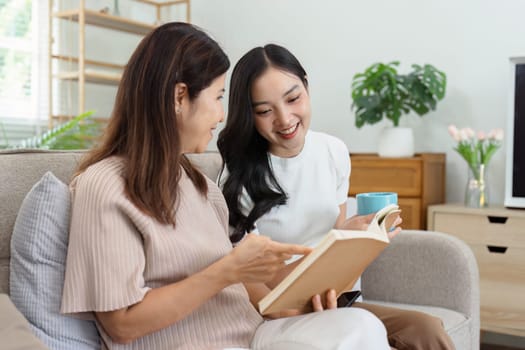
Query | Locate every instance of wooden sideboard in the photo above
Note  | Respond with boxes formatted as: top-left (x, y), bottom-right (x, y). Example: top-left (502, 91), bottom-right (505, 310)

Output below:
top-left (428, 204), bottom-right (525, 337)
top-left (348, 153), bottom-right (446, 229)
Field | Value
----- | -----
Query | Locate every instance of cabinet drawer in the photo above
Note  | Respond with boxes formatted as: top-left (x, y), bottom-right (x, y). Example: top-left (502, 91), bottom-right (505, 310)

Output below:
top-left (348, 159), bottom-right (421, 196)
top-left (398, 198), bottom-right (421, 230)
top-left (432, 212), bottom-right (525, 248)
top-left (470, 245), bottom-right (525, 334)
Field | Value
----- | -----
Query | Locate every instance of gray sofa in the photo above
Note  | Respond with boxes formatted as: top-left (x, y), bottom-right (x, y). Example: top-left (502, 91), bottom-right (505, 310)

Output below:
top-left (0, 149), bottom-right (480, 349)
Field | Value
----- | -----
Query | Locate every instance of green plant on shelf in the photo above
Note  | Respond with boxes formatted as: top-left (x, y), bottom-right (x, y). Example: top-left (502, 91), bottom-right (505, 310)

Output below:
top-left (3, 111), bottom-right (104, 150)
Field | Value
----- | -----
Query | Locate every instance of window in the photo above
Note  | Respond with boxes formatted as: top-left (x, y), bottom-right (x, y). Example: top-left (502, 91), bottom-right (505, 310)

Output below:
top-left (0, 0), bottom-right (48, 146)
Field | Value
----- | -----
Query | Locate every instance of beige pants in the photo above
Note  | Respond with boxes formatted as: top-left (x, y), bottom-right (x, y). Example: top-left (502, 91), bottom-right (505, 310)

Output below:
top-left (354, 302), bottom-right (456, 350)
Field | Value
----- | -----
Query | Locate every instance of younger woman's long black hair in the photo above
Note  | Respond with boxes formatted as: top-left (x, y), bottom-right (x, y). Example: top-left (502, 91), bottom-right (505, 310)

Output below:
top-left (217, 44), bottom-right (307, 242)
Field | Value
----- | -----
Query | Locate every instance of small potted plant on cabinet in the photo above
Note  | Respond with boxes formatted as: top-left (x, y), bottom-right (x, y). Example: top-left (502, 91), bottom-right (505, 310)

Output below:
top-left (351, 61), bottom-right (447, 157)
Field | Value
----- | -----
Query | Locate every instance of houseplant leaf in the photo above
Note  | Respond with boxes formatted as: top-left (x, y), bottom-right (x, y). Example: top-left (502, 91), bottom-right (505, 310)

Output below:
top-left (351, 61), bottom-right (446, 127)
top-left (351, 62), bottom-right (408, 127)
top-left (18, 110), bottom-right (102, 150)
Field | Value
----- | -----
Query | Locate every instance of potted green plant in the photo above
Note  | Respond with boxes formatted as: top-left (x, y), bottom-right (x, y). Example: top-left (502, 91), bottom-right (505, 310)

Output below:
top-left (351, 61), bottom-right (446, 157)
top-left (3, 111), bottom-right (103, 150)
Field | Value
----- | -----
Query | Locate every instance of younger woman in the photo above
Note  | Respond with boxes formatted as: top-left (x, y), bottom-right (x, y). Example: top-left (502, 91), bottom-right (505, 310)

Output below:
top-left (218, 44), bottom-right (455, 350)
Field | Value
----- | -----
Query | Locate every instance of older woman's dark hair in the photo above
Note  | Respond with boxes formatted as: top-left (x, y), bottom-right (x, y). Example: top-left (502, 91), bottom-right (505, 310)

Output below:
top-left (78, 22), bottom-right (230, 226)
top-left (217, 44), bottom-right (307, 242)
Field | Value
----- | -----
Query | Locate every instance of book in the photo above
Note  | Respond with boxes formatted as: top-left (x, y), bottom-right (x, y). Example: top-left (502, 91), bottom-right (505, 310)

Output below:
top-left (258, 203), bottom-right (401, 315)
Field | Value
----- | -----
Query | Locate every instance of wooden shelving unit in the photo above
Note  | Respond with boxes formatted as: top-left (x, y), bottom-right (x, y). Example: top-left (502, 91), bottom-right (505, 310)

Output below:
top-left (49, 0), bottom-right (191, 127)
top-left (52, 9), bottom-right (155, 35)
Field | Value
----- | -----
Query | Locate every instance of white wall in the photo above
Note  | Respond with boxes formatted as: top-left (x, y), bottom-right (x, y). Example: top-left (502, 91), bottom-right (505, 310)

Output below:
top-left (83, 0), bottom-right (525, 205)
top-left (188, 0), bottom-right (525, 205)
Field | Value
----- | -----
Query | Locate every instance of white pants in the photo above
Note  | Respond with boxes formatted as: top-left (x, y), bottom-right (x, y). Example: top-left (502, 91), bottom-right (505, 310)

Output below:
top-left (250, 308), bottom-right (389, 350)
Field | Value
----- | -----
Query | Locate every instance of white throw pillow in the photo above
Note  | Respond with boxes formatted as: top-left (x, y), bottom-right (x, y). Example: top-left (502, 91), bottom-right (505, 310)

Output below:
top-left (9, 172), bottom-right (100, 350)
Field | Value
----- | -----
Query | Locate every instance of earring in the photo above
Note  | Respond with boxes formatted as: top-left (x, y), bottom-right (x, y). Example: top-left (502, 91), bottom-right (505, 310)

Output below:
top-left (176, 107), bottom-right (181, 114)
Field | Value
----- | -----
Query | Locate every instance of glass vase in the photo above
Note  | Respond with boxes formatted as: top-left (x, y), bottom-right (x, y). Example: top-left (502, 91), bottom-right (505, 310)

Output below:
top-left (465, 163), bottom-right (489, 208)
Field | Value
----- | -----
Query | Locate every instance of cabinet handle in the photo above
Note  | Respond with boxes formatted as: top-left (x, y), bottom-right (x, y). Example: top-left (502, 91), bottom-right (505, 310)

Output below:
top-left (487, 216), bottom-right (508, 224)
top-left (487, 245), bottom-right (508, 254)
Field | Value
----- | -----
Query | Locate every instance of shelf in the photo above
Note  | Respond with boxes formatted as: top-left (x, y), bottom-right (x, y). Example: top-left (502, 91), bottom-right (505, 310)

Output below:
top-left (54, 69), bottom-right (122, 85)
top-left (53, 9), bottom-right (155, 35)
top-left (52, 115), bottom-right (109, 123)
top-left (133, 0), bottom-right (191, 22)
top-left (52, 55), bottom-right (125, 70)
top-left (134, 0), bottom-right (189, 6)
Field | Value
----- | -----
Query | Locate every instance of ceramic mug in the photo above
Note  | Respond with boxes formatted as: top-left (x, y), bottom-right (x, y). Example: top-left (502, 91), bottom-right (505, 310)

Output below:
top-left (356, 192), bottom-right (398, 215)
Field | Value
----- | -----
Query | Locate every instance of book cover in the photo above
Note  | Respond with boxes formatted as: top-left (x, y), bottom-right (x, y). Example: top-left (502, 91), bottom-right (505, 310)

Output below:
top-left (258, 204), bottom-right (400, 315)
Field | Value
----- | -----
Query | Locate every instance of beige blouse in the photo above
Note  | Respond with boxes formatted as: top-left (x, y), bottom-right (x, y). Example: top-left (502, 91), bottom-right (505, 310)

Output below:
top-left (61, 157), bottom-right (263, 350)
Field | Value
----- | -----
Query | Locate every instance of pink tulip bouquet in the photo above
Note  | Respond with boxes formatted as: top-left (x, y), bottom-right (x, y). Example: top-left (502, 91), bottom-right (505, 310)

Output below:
top-left (448, 125), bottom-right (504, 207)
top-left (448, 125), bottom-right (504, 177)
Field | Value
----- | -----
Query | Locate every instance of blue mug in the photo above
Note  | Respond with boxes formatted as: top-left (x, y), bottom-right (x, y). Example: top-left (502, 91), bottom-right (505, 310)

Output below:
top-left (356, 192), bottom-right (398, 215)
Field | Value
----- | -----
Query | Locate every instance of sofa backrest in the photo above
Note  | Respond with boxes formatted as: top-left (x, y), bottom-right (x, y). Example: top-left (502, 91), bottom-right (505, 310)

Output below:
top-left (0, 149), bottom-right (223, 294)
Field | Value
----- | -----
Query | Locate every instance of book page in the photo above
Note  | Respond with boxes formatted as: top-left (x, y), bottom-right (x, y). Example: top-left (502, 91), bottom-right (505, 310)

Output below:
top-left (366, 204), bottom-right (401, 237)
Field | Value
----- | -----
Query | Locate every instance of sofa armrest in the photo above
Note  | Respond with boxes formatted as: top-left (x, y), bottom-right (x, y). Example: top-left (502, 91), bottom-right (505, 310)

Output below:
top-left (361, 230), bottom-right (480, 321)
top-left (0, 294), bottom-right (49, 350)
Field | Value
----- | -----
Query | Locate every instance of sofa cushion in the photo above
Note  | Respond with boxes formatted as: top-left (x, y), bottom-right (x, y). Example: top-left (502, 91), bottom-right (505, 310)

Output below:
top-left (9, 172), bottom-right (100, 350)
top-left (0, 150), bottom-right (85, 295)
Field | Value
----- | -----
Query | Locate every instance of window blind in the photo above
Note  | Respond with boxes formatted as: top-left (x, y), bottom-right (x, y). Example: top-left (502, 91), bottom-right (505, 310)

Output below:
top-left (0, 0), bottom-right (48, 147)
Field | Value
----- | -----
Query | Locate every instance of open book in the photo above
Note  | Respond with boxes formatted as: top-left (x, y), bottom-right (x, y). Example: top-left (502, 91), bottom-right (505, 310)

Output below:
top-left (258, 204), bottom-right (401, 315)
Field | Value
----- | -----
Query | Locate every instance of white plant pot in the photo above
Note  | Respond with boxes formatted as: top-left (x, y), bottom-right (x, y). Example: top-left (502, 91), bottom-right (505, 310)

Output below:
top-left (377, 127), bottom-right (415, 158)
